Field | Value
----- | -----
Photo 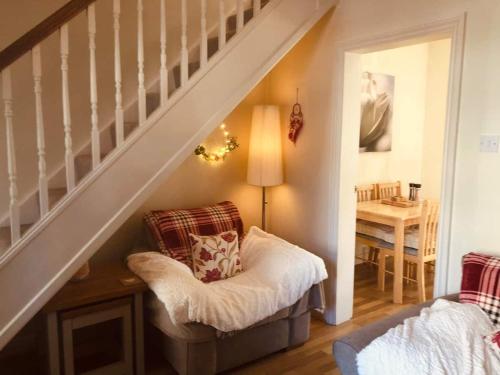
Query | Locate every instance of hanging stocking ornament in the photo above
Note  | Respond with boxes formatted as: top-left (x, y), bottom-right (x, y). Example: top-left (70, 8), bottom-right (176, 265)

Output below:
top-left (288, 89), bottom-right (304, 143)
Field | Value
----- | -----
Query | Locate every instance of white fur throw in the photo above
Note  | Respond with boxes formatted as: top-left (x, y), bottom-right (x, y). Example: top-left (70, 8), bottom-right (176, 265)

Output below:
top-left (357, 299), bottom-right (500, 375)
top-left (127, 226), bottom-right (328, 331)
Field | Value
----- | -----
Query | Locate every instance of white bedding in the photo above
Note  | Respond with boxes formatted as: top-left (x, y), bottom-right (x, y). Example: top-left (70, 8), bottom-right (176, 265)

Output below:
top-left (127, 226), bottom-right (328, 332)
top-left (357, 299), bottom-right (500, 375)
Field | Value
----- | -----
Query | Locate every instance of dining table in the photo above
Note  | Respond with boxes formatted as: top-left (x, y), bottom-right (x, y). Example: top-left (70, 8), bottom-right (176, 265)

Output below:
top-left (356, 200), bottom-right (422, 304)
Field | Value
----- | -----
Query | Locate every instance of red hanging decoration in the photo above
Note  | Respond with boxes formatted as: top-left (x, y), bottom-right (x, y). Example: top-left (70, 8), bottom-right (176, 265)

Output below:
top-left (288, 89), bottom-right (303, 144)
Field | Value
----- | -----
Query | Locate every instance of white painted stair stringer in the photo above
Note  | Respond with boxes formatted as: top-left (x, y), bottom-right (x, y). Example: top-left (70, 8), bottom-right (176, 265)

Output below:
top-left (0, 0), bottom-right (337, 349)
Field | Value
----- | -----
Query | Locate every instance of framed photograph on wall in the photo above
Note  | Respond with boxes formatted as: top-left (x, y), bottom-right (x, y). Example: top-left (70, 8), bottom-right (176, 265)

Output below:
top-left (359, 72), bottom-right (394, 153)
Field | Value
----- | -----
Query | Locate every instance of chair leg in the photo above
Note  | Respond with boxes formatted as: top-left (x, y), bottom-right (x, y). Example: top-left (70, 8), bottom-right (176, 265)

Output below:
top-left (377, 251), bottom-right (386, 291)
top-left (368, 247), bottom-right (374, 267)
top-left (417, 262), bottom-right (426, 303)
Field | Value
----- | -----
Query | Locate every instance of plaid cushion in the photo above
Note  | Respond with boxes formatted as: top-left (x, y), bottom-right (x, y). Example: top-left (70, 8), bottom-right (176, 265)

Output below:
top-left (460, 252), bottom-right (500, 325)
top-left (144, 201), bottom-right (244, 268)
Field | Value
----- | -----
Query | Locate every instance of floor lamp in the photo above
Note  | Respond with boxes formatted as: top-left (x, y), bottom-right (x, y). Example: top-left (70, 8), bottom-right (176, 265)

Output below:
top-left (247, 105), bottom-right (283, 231)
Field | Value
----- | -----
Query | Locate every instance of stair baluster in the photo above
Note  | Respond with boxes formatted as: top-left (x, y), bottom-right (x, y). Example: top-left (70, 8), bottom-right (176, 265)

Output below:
top-left (254, 0), bottom-right (261, 16)
top-left (60, 24), bottom-right (76, 191)
top-left (160, 0), bottom-right (168, 106)
top-left (137, 0), bottom-right (147, 125)
top-left (218, 0), bottom-right (226, 50)
top-left (180, 0), bottom-right (188, 86)
top-left (32, 45), bottom-right (49, 217)
top-left (200, 0), bottom-right (208, 68)
top-left (237, 0), bottom-right (244, 31)
top-left (88, 4), bottom-right (100, 169)
top-left (113, 0), bottom-right (124, 146)
top-left (2, 68), bottom-right (20, 244)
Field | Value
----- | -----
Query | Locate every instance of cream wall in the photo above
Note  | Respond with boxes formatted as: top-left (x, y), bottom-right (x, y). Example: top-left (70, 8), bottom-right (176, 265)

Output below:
top-left (266, 0), bottom-right (500, 322)
top-left (357, 40), bottom-right (451, 199)
top-left (92, 82), bottom-right (264, 263)
top-left (422, 39), bottom-right (452, 200)
top-left (358, 43), bottom-right (429, 198)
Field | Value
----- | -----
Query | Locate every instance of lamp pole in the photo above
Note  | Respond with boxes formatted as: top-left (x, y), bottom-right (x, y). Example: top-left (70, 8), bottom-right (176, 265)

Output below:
top-left (261, 186), bottom-right (267, 230)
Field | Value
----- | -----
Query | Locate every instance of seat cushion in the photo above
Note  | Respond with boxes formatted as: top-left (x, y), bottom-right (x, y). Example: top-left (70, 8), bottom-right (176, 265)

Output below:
top-left (460, 252), bottom-right (500, 325)
top-left (356, 220), bottom-right (419, 249)
top-left (144, 201), bottom-right (244, 268)
top-left (376, 239), bottom-right (419, 256)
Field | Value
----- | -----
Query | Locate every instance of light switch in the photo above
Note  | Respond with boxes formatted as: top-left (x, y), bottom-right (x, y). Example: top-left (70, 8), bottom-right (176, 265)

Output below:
top-left (480, 134), bottom-right (500, 153)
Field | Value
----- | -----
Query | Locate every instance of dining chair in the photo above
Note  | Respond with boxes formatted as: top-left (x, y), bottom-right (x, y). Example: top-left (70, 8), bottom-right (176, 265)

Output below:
top-left (377, 200), bottom-right (439, 303)
top-left (376, 181), bottom-right (401, 199)
top-left (355, 184), bottom-right (379, 266)
top-left (356, 184), bottom-right (377, 202)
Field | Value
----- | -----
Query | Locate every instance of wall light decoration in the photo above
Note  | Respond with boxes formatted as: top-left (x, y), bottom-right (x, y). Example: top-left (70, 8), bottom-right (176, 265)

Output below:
top-left (194, 124), bottom-right (239, 162)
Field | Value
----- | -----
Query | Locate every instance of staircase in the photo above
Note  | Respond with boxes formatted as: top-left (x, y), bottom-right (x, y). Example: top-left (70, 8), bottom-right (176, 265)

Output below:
top-left (0, 0), bottom-right (337, 348)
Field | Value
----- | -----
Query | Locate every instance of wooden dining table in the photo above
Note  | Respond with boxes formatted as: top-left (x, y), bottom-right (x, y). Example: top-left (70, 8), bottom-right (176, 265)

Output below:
top-left (357, 200), bottom-right (422, 304)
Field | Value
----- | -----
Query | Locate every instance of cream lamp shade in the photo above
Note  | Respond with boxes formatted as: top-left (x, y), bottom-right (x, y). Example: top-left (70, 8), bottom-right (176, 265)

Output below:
top-left (247, 105), bottom-right (283, 187)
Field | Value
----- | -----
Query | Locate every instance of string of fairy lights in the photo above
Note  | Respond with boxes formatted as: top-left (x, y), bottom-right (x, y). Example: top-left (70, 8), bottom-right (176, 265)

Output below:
top-left (194, 123), bottom-right (239, 162)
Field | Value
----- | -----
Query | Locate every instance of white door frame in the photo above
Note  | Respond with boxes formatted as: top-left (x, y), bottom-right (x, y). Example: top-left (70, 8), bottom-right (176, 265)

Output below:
top-left (326, 14), bottom-right (466, 324)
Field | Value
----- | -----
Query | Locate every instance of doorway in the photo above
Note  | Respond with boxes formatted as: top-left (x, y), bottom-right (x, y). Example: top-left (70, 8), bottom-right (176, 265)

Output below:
top-left (328, 16), bottom-right (466, 324)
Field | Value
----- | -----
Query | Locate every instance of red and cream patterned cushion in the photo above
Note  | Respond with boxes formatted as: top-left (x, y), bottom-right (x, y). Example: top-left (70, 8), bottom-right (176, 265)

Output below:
top-left (144, 201), bottom-right (244, 268)
top-left (485, 330), bottom-right (500, 358)
top-left (460, 252), bottom-right (500, 325)
top-left (189, 230), bottom-right (242, 283)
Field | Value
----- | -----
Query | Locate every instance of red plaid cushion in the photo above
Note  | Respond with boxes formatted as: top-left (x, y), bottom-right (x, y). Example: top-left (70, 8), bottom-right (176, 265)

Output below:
top-left (460, 252), bottom-right (500, 325)
top-left (144, 201), bottom-right (244, 268)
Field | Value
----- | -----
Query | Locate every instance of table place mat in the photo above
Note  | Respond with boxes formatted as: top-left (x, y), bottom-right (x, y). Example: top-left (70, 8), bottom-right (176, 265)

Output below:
top-left (381, 199), bottom-right (420, 208)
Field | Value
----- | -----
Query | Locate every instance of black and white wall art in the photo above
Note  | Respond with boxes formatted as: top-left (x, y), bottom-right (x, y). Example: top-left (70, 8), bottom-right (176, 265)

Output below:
top-left (359, 72), bottom-right (394, 152)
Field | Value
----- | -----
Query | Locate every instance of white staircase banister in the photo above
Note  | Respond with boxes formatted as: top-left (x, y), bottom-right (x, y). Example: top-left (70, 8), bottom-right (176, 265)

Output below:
top-left (113, 0), bottom-right (124, 146)
top-left (160, 0), bottom-right (168, 106)
top-left (88, 3), bottom-right (100, 170)
top-left (180, 0), bottom-right (189, 86)
top-left (32, 45), bottom-right (49, 218)
top-left (2, 68), bottom-right (20, 244)
top-left (137, 0), bottom-right (147, 125)
top-left (200, 0), bottom-right (208, 68)
top-left (60, 24), bottom-right (76, 192)
top-left (218, 0), bottom-right (226, 50)
top-left (254, 0), bottom-right (261, 16)
top-left (237, 0), bottom-right (244, 31)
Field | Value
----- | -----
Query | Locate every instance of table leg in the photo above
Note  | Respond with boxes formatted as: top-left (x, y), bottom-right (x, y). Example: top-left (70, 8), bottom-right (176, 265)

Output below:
top-left (134, 292), bottom-right (145, 375)
top-left (393, 221), bottom-right (404, 304)
top-left (47, 312), bottom-right (60, 375)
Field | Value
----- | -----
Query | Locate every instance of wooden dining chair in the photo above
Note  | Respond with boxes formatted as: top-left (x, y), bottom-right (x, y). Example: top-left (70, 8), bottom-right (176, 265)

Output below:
top-left (377, 200), bottom-right (439, 303)
top-left (356, 184), bottom-right (377, 202)
top-left (355, 184), bottom-right (379, 266)
top-left (376, 181), bottom-right (401, 199)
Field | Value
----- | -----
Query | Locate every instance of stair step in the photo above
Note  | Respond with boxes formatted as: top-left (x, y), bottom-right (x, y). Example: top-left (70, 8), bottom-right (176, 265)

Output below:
top-left (207, 36), bottom-right (219, 60)
top-left (147, 92), bottom-right (160, 114)
top-left (226, 7), bottom-right (255, 35)
top-left (75, 153), bottom-right (110, 182)
top-left (171, 61), bottom-right (201, 91)
top-left (110, 121), bottom-right (140, 148)
top-left (48, 188), bottom-right (67, 210)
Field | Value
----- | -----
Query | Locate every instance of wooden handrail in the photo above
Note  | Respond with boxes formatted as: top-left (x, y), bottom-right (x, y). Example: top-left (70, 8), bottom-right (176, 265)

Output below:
top-left (0, 0), bottom-right (97, 71)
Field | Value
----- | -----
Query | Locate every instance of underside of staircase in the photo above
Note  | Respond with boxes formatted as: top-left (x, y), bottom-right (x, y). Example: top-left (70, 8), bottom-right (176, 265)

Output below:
top-left (0, 0), bottom-right (337, 349)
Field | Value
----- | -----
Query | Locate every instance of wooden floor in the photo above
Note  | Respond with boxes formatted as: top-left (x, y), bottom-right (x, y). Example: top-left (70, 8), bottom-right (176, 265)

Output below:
top-left (147, 263), bottom-right (434, 375)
